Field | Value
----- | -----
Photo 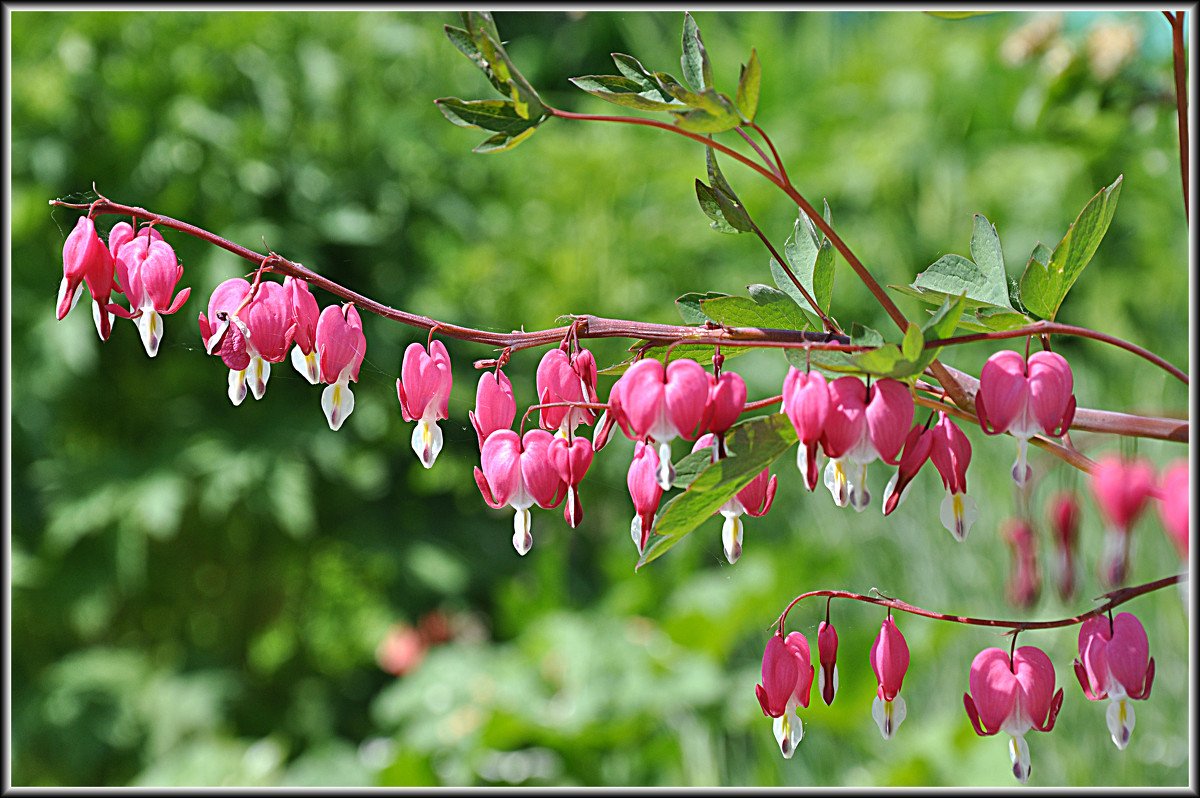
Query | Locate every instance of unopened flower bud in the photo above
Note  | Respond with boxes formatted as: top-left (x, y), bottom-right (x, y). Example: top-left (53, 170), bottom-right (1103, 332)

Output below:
top-left (817, 620), bottom-right (839, 706)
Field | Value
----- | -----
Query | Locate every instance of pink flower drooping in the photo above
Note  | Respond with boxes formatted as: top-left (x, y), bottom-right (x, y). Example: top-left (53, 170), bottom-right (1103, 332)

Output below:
top-left (817, 619), bottom-right (839, 706)
top-left (976, 350), bottom-right (1075, 487)
top-left (1048, 491), bottom-right (1081, 602)
top-left (754, 631), bottom-right (815, 759)
top-left (536, 345), bottom-right (600, 435)
top-left (469, 369), bottom-right (517, 450)
top-left (699, 370), bottom-right (747, 437)
top-left (608, 357), bottom-right (709, 490)
top-left (870, 616), bottom-right (910, 740)
top-left (1002, 518), bottom-right (1041, 610)
top-left (110, 229), bottom-right (191, 357)
top-left (1090, 455), bottom-right (1157, 588)
top-left (782, 367), bottom-right (830, 492)
top-left (1156, 460), bottom-right (1189, 560)
top-left (1074, 612), bottom-right (1155, 750)
top-left (548, 435), bottom-right (594, 529)
top-left (929, 412), bottom-right (977, 541)
top-left (58, 216), bottom-right (119, 341)
top-left (315, 303), bottom-right (366, 431)
top-left (821, 377), bottom-right (913, 512)
top-left (397, 340), bottom-right (453, 468)
top-left (627, 441), bottom-right (664, 556)
top-left (692, 434), bottom-right (776, 564)
top-left (963, 645), bottom-right (1064, 783)
top-left (286, 276), bottom-right (321, 384)
top-left (198, 278), bottom-right (297, 405)
top-left (473, 429), bottom-right (565, 555)
top-left (881, 423), bottom-right (934, 516)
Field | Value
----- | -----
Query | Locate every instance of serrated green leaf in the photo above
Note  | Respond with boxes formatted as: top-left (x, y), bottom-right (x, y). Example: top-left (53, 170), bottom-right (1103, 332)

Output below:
top-left (681, 13), bottom-right (713, 92)
top-left (912, 253), bottom-right (1011, 309)
top-left (695, 181), bottom-right (742, 234)
top-left (701, 286), bottom-right (808, 332)
top-left (638, 414), bottom-right (796, 568)
top-left (972, 306), bottom-right (1032, 332)
top-left (676, 290), bottom-right (728, 325)
top-left (969, 214), bottom-right (1012, 308)
top-left (471, 126), bottom-right (538, 154)
top-left (569, 75), bottom-right (688, 111)
top-left (1020, 175), bottom-right (1123, 320)
top-left (735, 48), bottom-right (761, 123)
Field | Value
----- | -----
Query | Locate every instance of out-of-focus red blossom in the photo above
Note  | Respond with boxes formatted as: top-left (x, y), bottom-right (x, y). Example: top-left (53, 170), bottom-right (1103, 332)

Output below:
top-left (1090, 455), bottom-right (1157, 588)
top-left (1156, 460), bottom-right (1189, 559)
top-left (1048, 491), bottom-right (1081, 602)
top-left (377, 611), bottom-right (458, 677)
top-left (1002, 518), bottom-right (1041, 610)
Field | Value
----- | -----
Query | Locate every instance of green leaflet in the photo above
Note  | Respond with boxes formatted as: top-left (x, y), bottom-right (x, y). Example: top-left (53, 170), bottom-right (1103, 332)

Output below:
top-left (680, 12), bottom-right (713, 93)
top-left (700, 285), bottom-right (810, 333)
top-left (637, 413), bottom-right (797, 568)
top-left (570, 74), bottom-right (691, 112)
top-left (735, 48), bottom-right (761, 123)
top-left (1019, 175), bottom-right (1123, 321)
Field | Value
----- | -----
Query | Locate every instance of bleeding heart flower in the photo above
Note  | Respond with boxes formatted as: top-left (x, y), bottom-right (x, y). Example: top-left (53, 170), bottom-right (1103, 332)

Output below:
top-left (782, 367), bottom-right (830, 492)
top-left (1156, 460), bottom-right (1189, 560)
top-left (870, 616), bottom-right (909, 740)
top-left (547, 435), bottom-right (594, 528)
top-left (469, 369), bottom-right (517, 451)
top-left (1074, 612), bottom-right (1155, 750)
top-left (1091, 455), bottom-right (1157, 588)
top-left (929, 412), bottom-right (977, 541)
top-left (822, 377), bottom-right (913, 512)
top-left (198, 278), bottom-right (296, 406)
top-left (608, 357), bottom-right (709, 490)
top-left (817, 619), bottom-right (839, 706)
top-left (1002, 519), bottom-right (1041, 610)
top-left (286, 276), bottom-right (321, 384)
top-left (699, 370), bottom-right (747, 437)
top-left (536, 346), bottom-right (600, 434)
top-left (692, 434), bottom-right (776, 564)
top-left (110, 230), bottom-right (191, 357)
top-left (1048, 491), bottom-right (1081, 602)
top-left (474, 429), bottom-right (565, 555)
top-left (58, 216), bottom-right (118, 341)
top-left (976, 350), bottom-right (1075, 487)
top-left (315, 302), bottom-right (365, 431)
top-left (754, 631), bottom-right (814, 759)
top-left (397, 340), bottom-right (453, 468)
top-left (882, 423), bottom-right (934, 516)
top-left (963, 645), bottom-right (1064, 783)
top-left (627, 440), bottom-right (664, 556)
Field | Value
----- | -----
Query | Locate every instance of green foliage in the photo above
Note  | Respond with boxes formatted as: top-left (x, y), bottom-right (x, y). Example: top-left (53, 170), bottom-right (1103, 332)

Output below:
top-left (773, 202), bottom-right (836, 328)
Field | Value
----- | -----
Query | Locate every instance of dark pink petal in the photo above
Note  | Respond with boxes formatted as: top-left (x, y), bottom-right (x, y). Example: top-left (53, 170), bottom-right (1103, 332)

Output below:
top-left (821, 377), bottom-right (868, 459)
top-left (757, 634), bottom-right (800, 718)
top-left (1106, 612), bottom-right (1151, 698)
top-left (929, 412), bottom-right (971, 494)
top-left (866, 379), bottom-right (914, 465)
top-left (520, 429), bottom-right (566, 510)
top-left (783, 631), bottom-right (814, 710)
top-left (1027, 351), bottom-right (1074, 434)
top-left (1012, 645), bottom-right (1057, 728)
top-left (479, 430), bottom-right (522, 508)
top-left (968, 647), bottom-right (1018, 734)
top-left (285, 276), bottom-right (320, 354)
top-left (470, 369), bottom-right (516, 450)
top-left (664, 358), bottom-right (710, 440)
top-left (977, 350), bottom-right (1029, 434)
top-left (782, 367), bottom-right (830, 445)
top-left (703, 371), bottom-right (747, 435)
top-left (870, 617), bottom-right (909, 702)
top-left (1090, 456), bottom-right (1156, 533)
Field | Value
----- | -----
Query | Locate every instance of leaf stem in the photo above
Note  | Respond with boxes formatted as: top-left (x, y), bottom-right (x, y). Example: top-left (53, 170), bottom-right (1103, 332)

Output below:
top-left (1166, 11), bottom-right (1189, 219)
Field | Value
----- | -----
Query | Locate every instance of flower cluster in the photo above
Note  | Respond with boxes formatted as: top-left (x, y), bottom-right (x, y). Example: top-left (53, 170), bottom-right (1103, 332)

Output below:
top-left (759, 609), bottom-right (1158, 784)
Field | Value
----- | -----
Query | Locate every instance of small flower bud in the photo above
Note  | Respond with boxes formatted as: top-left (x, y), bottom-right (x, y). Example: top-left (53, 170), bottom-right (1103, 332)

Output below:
top-left (817, 620), bottom-right (839, 706)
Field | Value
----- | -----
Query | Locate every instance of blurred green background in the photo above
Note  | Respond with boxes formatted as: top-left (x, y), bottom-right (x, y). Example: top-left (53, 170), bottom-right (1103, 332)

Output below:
top-left (9, 10), bottom-right (1191, 787)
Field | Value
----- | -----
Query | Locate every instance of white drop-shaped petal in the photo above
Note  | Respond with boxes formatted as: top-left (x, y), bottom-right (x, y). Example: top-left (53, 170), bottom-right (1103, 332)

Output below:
top-left (772, 707), bottom-right (803, 759)
top-left (136, 308), bottom-right (163, 357)
top-left (630, 515), bottom-right (644, 553)
top-left (321, 379), bottom-right (355, 431)
top-left (291, 345), bottom-right (321, 384)
top-left (512, 507), bottom-right (533, 555)
top-left (411, 418), bottom-right (443, 469)
top-left (872, 695), bottom-right (906, 740)
top-left (1106, 696), bottom-right (1135, 750)
top-left (1011, 439), bottom-right (1032, 486)
top-left (656, 440), bottom-right (675, 491)
top-left (721, 512), bottom-right (743, 564)
top-left (847, 462), bottom-right (870, 512)
top-left (56, 276), bottom-right (83, 319)
top-left (92, 300), bottom-right (114, 341)
top-left (246, 356), bottom-right (270, 400)
top-left (228, 368), bottom-right (248, 406)
top-left (940, 491), bottom-right (978, 542)
top-left (1008, 733), bottom-right (1032, 783)
top-left (824, 459), bottom-right (850, 508)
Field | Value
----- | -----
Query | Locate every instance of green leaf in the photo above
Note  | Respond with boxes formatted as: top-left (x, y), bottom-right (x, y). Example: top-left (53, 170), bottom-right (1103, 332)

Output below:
top-left (1019, 175), bottom-right (1123, 320)
top-left (792, 322), bottom-right (882, 377)
top-left (670, 105), bottom-right (741, 134)
top-left (681, 12), bottom-right (713, 92)
top-left (471, 126), bottom-right (538, 154)
top-left (599, 343), bottom-right (752, 376)
top-left (700, 285), bottom-right (809, 332)
top-left (695, 180), bottom-right (742, 234)
top-left (444, 25), bottom-right (507, 95)
top-left (435, 98), bottom-right (542, 135)
top-left (712, 185), bottom-right (753, 232)
top-left (474, 29), bottom-right (545, 120)
top-left (968, 214), bottom-right (1011, 308)
top-left (912, 292), bottom-right (966, 372)
top-left (671, 448), bottom-right (715, 491)
top-left (705, 146), bottom-right (736, 198)
top-left (779, 206), bottom-right (836, 323)
top-left (735, 48), bottom-right (761, 123)
top-left (698, 148), bottom-right (752, 231)
top-left (912, 253), bottom-right (1011, 309)
top-left (569, 74), bottom-right (688, 111)
top-left (637, 414), bottom-right (796, 568)
top-left (676, 291), bottom-right (728, 325)
top-left (851, 322), bottom-right (925, 379)
top-left (971, 306), bottom-right (1033, 332)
